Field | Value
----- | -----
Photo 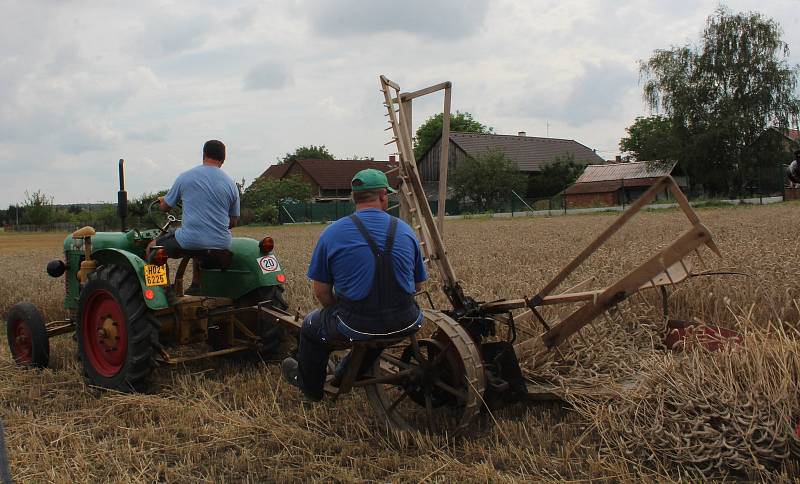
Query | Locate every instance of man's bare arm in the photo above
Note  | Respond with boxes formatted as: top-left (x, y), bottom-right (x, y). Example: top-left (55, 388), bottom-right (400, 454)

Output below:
top-left (415, 282), bottom-right (424, 292)
top-left (312, 280), bottom-right (337, 308)
top-left (158, 196), bottom-right (172, 212)
top-left (229, 216), bottom-right (239, 229)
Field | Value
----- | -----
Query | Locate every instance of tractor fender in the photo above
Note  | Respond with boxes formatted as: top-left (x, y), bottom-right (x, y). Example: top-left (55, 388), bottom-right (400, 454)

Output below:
top-left (92, 248), bottom-right (169, 310)
top-left (199, 237), bottom-right (287, 300)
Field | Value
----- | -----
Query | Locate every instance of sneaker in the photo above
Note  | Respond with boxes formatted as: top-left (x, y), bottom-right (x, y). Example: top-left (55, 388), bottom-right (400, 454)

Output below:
top-left (281, 357), bottom-right (300, 388)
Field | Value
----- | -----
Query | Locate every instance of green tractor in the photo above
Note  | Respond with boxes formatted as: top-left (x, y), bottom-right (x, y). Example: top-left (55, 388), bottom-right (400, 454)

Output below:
top-left (5, 160), bottom-right (294, 391)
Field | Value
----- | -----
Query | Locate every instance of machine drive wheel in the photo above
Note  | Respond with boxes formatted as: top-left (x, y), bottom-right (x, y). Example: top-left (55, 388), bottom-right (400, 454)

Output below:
top-left (364, 309), bottom-right (486, 436)
top-left (6, 302), bottom-right (49, 368)
top-left (77, 264), bottom-right (160, 392)
top-left (209, 285), bottom-right (294, 360)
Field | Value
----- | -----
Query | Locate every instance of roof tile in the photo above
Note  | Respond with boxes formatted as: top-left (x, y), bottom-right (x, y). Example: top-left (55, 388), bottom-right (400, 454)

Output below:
top-left (294, 159), bottom-right (398, 190)
top-left (447, 132), bottom-right (605, 172)
top-left (574, 160), bottom-right (676, 184)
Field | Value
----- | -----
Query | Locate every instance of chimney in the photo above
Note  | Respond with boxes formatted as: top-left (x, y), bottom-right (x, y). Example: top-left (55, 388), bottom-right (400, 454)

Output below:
top-left (615, 155), bottom-right (622, 162)
top-left (389, 155), bottom-right (396, 162)
top-left (518, 131), bottom-right (526, 137)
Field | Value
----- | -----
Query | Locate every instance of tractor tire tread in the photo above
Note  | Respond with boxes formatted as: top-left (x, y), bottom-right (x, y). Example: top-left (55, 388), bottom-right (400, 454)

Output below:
top-left (78, 264), bottom-right (160, 392)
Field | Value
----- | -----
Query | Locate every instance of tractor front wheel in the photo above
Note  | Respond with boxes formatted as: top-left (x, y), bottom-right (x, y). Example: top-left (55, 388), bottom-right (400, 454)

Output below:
top-left (77, 264), bottom-right (160, 392)
top-left (6, 302), bottom-right (49, 368)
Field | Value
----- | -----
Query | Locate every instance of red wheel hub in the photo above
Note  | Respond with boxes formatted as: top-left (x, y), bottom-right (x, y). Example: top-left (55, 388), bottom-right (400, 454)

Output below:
top-left (10, 318), bottom-right (33, 364)
top-left (81, 289), bottom-right (128, 377)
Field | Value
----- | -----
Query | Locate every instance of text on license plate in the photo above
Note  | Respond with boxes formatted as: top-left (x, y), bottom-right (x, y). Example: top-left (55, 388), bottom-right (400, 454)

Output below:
top-left (144, 264), bottom-right (169, 286)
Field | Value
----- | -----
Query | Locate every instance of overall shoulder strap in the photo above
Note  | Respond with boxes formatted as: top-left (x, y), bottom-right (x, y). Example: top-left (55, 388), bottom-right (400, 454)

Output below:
top-left (348, 214), bottom-right (380, 256)
top-left (383, 217), bottom-right (399, 255)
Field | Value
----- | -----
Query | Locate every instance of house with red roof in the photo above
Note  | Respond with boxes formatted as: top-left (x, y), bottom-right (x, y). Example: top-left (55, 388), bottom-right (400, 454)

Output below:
top-left (256, 158), bottom-right (399, 201)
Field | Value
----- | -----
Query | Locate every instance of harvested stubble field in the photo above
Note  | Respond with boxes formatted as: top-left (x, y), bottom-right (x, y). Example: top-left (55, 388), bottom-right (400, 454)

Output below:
top-left (1, 202), bottom-right (800, 482)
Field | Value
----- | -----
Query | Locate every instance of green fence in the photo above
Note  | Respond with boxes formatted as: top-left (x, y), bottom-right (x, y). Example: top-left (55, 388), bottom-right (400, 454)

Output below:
top-left (276, 197), bottom-right (553, 224)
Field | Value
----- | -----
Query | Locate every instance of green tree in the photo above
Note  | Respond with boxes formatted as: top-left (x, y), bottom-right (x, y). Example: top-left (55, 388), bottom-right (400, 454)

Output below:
top-left (527, 153), bottom-right (584, 198)
top-left (640, 7), bottom-right (800, 195)
top-left (5, 204), bottom-right (21, 225)
top-left (619, 115), bottom-right (681, 162)
top-left (414, 111), bottom-right (492, 160)
top-left (20, 190), bottom-right (55, 225)
top-left (126, 190), bottom-right (176, 229)
top-left (242, 176), bottom-right (312, 224)
top-left (451, 149), bottom-right (526, 211)
top-left (280, 145), bottom-right (335, 164)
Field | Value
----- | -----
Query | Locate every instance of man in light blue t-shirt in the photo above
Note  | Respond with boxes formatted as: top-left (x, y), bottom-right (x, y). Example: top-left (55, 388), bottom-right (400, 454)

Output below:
top-left (147, 140), bottom-right (240, 289)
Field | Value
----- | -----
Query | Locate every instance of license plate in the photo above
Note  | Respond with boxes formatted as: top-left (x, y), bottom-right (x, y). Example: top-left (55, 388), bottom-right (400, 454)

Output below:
top-left (144, 264), bottom-right (169, 286)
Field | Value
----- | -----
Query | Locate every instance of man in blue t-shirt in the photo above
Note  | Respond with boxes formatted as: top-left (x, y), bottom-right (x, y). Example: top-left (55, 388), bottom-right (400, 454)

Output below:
top-left (147, 140), bottom-right (241, 289)
top-left (282, 168), bottom-right (428, 402)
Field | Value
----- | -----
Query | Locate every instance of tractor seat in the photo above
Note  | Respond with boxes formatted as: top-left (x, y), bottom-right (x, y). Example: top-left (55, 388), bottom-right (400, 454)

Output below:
top-left (179, 249), bottom-right (233, 270)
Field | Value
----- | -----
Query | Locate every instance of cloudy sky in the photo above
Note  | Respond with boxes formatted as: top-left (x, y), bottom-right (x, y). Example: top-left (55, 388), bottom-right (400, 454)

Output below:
top-left (1, 0), bottom-right (798, 207)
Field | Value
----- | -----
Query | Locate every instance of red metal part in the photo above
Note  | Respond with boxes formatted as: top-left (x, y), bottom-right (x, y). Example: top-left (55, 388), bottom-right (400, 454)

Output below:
top-left (10, 318), bottom-right (33, 364)
top-left (81, 289), bottom-right (128, 377)
top-left (664, 319), bottom-right (742, 352)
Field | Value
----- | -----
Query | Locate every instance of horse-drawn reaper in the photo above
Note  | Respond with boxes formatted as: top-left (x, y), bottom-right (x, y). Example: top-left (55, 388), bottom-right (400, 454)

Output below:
top-left (258, 75), bottom-right (722, 435)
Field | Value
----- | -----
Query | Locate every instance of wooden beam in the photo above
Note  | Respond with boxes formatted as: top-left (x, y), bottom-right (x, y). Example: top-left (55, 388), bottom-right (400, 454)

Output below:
top-left (380, 77), bottom-right (460, 290)
top-left (535, 176), bottom-right (674, 300)
top-left (483, 260), bottom-right (693, 313)
top-left (380, 75), bottom-right (400, 91)
top-left (396, 81), bottom-right (451, 102)
top-left (514, 223), bottom-right (714, 359)
top-left (399, 98), bottom-right (412, 223)
top-left (437, 85), bottom-right (451, 232)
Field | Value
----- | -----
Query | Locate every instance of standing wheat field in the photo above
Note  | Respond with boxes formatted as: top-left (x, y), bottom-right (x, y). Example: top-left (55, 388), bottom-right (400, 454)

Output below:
top-left (1, 203), bottom-right (799, 482)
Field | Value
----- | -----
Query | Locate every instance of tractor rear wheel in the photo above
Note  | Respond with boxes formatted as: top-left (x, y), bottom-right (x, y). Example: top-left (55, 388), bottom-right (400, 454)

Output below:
top-left (76, 264), bottom-right (160, 392)
top-left (6, 302), bottom-right (49, 368)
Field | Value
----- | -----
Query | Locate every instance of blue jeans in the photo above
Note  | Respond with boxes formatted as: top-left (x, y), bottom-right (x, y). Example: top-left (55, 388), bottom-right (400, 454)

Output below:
top-left (296, 307), bottom-right (383, 401)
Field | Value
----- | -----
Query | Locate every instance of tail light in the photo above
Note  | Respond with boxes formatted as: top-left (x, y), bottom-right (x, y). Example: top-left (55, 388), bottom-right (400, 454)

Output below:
top-left (152, 248), bottom-right (169, 266)
top-left (259, 237), bottom-right (275, 254)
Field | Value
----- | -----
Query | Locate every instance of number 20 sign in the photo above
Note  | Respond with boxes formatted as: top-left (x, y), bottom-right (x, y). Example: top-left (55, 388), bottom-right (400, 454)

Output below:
top-left (257, 255), bottom-right (280, 274)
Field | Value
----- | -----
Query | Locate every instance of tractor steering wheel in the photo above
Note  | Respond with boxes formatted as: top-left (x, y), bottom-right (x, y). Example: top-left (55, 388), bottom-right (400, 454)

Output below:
top-left (148, 199), bottom-right (181, 234)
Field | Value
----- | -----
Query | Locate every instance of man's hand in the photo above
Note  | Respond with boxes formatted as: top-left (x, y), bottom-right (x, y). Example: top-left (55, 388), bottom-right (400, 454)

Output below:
top-left (312, 280), bottom-right (337, 308)
top-left (158, 196), bottom-right (172, 213)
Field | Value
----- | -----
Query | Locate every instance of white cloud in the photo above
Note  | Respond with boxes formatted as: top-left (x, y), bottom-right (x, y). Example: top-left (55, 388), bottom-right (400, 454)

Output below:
top-left (137, 13), bottom-right (215, 57)
top-left (243, 60), bottom-right (293, 90)
top-left (0, 0), bottom-right (797, 206)
top-left (303, 0), bottom-right (490, 39)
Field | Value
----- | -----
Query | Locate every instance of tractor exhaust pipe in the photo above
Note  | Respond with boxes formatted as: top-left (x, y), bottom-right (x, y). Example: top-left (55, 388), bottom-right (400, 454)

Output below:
top-left (117, 159), bottom-right (128, 232)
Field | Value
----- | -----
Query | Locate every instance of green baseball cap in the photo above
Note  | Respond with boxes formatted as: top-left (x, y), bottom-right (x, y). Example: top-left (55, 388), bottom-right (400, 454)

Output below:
top-left (351, 168), bottom-right (396, 193)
